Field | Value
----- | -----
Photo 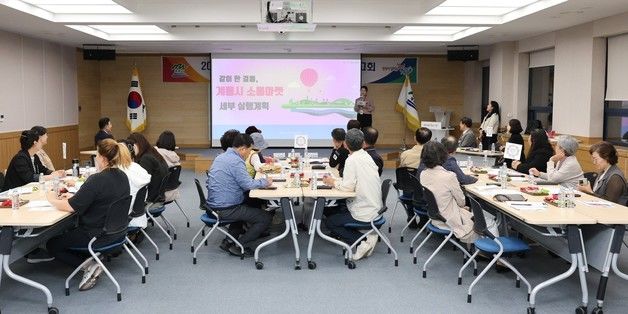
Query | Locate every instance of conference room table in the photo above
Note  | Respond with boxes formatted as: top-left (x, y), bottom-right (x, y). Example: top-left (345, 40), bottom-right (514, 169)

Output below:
top-left (462, 166), bottom-right (627, 313)
top-left (0, 182), bottom-right (75, 313)
top-left (454, 147), bottom-right (503, 168)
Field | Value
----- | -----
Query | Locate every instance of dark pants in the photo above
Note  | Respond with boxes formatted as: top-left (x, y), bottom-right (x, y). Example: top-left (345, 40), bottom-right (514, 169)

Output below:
top-left (357, 113), bottom-right (372, 128)
top-left (401, 191), bottom-right (414, 219)
top-left (324, 203), bottom-right (365, 245)
top-left (47, 228), bottom-right (122, 268)
top-left (216, 204), bottom-right (272, 247)
top-left (481, 132), bottom-right (498, 150)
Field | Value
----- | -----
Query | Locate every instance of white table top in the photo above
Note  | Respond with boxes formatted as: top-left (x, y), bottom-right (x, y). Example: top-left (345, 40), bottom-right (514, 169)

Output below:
top-left (456, 148), bottom-right (503, 157)
top-left (0, 183), bottom-right (71, 227)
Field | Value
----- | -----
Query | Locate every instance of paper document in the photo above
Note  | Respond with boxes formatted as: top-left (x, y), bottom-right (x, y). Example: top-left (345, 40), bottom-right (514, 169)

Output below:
top-left (507, 201), bottom-right (547, 211)
top-left (504, 143), bottom-right (523, 160)
top-left (25, 200), bottom-right (52, 208)
top-left (581, 200), bottom-right (614, 207)
top-left (27, 206), bottom-right (57, 212)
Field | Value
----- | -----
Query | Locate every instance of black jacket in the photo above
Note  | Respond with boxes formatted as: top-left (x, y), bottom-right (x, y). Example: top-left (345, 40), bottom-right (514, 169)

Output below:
top-left (94, 130), bottom-right (113, 147)
top-left (515, 145), bottom-right (554, 174)
top-left (3, 150), bottom-right (52, 191)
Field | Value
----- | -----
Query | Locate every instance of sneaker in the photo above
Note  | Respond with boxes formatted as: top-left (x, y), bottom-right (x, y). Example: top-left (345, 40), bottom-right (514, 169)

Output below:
top-left (365, 234), bottom-right (378, 257)
top-left (219, 239), bottom-right (234, 253)
top-left (228, 245), bottom-right (253, 258)
top-left (79, 262), bottom-right (103, 291)
top-left (26, 249), bottom-right (55, 264)
top-left (353, 241), bottom-right (372, 261)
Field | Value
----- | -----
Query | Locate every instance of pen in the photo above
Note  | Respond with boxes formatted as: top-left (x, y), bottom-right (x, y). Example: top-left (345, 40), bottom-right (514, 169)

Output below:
top-left (511, 203), bottom-right (532, 206)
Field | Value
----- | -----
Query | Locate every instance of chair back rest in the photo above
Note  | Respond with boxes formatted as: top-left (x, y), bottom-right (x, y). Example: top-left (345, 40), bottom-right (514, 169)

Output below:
top-left (395, 167), bottom-right (417, 193)
top-left (149, 172), bottom-right (171, 203)
top-left (421, 187), bottom-right (447, 223)
top-left (583, 172), bottom-right (598, 185)
top-left (194, 178), bottom-right (209, 211)
top-left (102, 195), bottom-right (133, 237)
top-left (0, 171), bottom-right (4, 191)
top-left (409, 175), bottom-right (426, 208)
top-left (130, 185), bottom-right (148, 218)
top-left (164, 166), bottom-right (182, 191)
top-left (378, 179), bottom-right (392, 215)
top-left (467, 195), bottom-right (495, 238)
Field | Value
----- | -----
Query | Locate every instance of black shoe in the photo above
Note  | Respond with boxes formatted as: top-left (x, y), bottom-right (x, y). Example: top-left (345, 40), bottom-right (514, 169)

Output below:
top-left (219, 239), bottom-right (234, 253)
top-left (228, 245), bottom-right (253, 258)
top-left (259, 230), bottom-right (271, 238)
top-left (407, 219), bottom-right (419, 230)
top-left (297, 223), bottom-right (308, 232)
top-left (495, 263), bottom-right (512, 273)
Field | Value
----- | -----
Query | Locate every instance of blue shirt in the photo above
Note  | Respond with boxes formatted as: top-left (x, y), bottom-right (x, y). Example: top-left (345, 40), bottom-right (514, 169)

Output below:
top-left (206, 148), bottom-right (268, 209)
top-left (417, 155), bottom-right (478, 186)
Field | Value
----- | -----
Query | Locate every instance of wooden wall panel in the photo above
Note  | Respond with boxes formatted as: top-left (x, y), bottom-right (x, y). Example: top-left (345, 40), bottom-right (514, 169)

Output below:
top-left (77, 53), bottom-right (101, 150)
top-left (0, 125), bottom-right (78, 171)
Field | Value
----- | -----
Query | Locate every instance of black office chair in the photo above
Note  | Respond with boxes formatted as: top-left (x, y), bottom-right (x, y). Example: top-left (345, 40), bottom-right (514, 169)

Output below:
top-left (413, 187), bottom-right (477, 278)
top-left (128, 185), bottom-right (160, 261)
top-left (64, 195), bottom-right (142, 302)
top-left (390, 167), bottom-right (417, 235)
top-left (459, 195), bottom-right (531, 303)
top-left (343, 179), bottom-right (399, 268)
top-left (163, 166), bottom-right (191, 228)
top-left (145, 173), bottom-right (175, 249)
top-left (190, 179), bottom-right (245, 263)
top-left (408, 175), bottom-right (430, 253)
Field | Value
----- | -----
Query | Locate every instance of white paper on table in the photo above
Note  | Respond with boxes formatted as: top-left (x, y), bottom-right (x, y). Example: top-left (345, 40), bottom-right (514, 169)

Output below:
top-left (503, 142), bottom-right (523, 160)
top-left (507, 201), bottom-right (547, 211)
top-left (27, 206), bottom-right (57, 212)
top-left (510, 177), bottom-right (528, 182)
top-left (487, 169), bottom-right (500, 176)
top-left (16, 187), bottom-right (33, 194)
top-left (25, 200), bottom-right (53, 208)
top-left (580, 200), bottom-right (614, 207)
top-left (67, 186), bottom-right (79, 193)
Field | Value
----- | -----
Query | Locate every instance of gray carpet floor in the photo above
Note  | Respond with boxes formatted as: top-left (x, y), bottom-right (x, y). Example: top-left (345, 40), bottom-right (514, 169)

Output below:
top-left (1, 168), bottom-right (627, 314)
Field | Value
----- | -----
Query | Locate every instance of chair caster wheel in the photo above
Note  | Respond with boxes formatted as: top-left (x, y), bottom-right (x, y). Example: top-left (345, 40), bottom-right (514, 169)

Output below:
top-left (516, 279), bottom-right (521, 288)
top-left (117, 293), bottom-right (122, 302)
top-left (410, 247), bottom-right (413, 254)
top-left (201, 230), bottom-right (205, 236)
top-left (388, 248), bottom-right (391, 254)
top-left (156, 253), bottom-right (160, 261)
top-left (193, 257), bottom-right (197, 264)
top-left (167, 230), bottom-right (170, 235)
top-left (295, 265), bottom-right (301, 270)
top-left (400, 236), bottom-right (404, 243)
top-left (174, 234), bottom-right (177, 240)
top-left (394, 259), bottom-right (398, 267)
top-left (413, 257), bottom-right (417, 264)
top-left (255, 261), bottom-right (264, 270)
top-left (142, 276), bottom-right (146, 284)
top-left (388, 226), bottom-right (391, 233)
top-left (145, 267), bottom-right (149, 275)
top-left (169, 243), bottom-right (173, 250)
top-left (187, 222), bottom-right (190, 228)
top-left (65, 287), bottom-right (70, 296)
top-left (592, 306), bottom-right (603, 314)
top-left (467, 294), bottom-right (472, 303)
top-left (344, 258), bottom-right (348, 265)
top-left (473, 268), bottom-right (478, 276)
top-left (575, 306), bottom-right (587, 314)
top-left (240, 254), bottom-right (244, 260)
top-left (457, 277), bottom-right (462, 285)
top-left (422, 270), bottom-right (426, 278)
top-left (308, 261), bottom-right (317, 270)
top-left (347, 261), bottom-right (356, 269)
top-left (190, 246), bottom-right (194, 253)
top-left (48, 307), bottom-right (59, 314)
top-left (204, 240), bottom-right (208, 246)
top-left (527, 307), bottom-right (535, 314)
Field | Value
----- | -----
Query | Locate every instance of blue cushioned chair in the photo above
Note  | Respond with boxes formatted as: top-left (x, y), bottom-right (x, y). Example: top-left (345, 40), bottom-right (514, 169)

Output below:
top-left (389, 167), bottom-right (417, 235)
top-left (344, 179), bottom-right (399, 267)
top-left (127, 185), bottom-right (159, 263)
top-left (145, 173), bottom-right (175, 250)
top-left (190, 179), bottom-right (245, 264)
top-left (413, 187), bottom-right (477, 278)
top-left (64, 195), bottom-right (143, 302)
top-left (459, 195), bottom-right (531, 303)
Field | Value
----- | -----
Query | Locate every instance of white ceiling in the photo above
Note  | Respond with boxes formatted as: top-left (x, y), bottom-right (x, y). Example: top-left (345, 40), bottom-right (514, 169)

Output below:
top-left (0, 0), bottom-right (627, 54)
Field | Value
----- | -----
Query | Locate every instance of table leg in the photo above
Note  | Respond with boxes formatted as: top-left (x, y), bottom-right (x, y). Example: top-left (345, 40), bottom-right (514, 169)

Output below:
top-left (593, 225), bottom-right (627, 313)
top-left (254, 197), bottom-right (301, 270)
top-left (527, 225), bottom-right (588, 314)
top-left (306, 199), bottom-right (319, 269)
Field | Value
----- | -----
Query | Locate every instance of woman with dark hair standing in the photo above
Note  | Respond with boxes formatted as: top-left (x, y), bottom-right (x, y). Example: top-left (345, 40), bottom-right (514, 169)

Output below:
top-left (511, 129), bottom-right (554, 174)
top-left (503, 119), bottom-right (526, 168)
top-left (479, 101), bottom-right (500, 149)
top-left (578, 141), bottom-right (627, 205)
top-left (128, 133), bottom-right (169, 203)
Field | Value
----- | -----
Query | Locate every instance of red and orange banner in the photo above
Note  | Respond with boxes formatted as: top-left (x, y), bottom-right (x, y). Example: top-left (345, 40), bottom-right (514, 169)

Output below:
top-left (162, 56), bottom-right (210, 82)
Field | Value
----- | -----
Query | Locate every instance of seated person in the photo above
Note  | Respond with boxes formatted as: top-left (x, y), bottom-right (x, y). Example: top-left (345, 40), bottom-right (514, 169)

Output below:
top-left (245, 132), bottom-right (268, 178)
top-left (503, 119), bottom-right (526, 168)
top-left (323, 129), bottom-right (381, 260)
top-left (399, 127), bottom-right (432, 169)
top-left (524, 119), bottom-right (543, 135)
top-left (119, 139), bottom-right (152, 229)
top-left (3, 130), bottom-right (65, 191)
top-left (529, 135), bottom-right (584, 188)
top-left (207, 133), bottom-right (273, 256)
top-left (94, 117), bottom-right (114, 147)
top-left (362, 127), bottom-right (383, 176)
top-left (31, 126), bottom-right (55, 171)
top-left (220, 129), bottom-right (240, 152)
top-left (329, 128), bottom-right (349, 177)
top-left (418, 136), bottom-right (478, 185)
top-left (46, 139), bottom-right (131, 291)
top-left (578, 141), bottom-right (628, 205)
top-left (155, 130), bottom-right (181, 202)
top-left (458, 117), bottom-right (477, 148)
top-left (511, 129), bottom-right (554, 174)
top-left (244, 125), bottom-right (262, 135)
top-left (128, 133), bottom-right (169, 203)
top-left (346, 119), bottom-right (361, 131)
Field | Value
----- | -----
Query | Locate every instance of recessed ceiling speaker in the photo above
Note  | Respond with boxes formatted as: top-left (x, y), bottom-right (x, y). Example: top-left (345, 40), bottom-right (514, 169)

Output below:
top-left (447, 45), bottom-right (479, 62)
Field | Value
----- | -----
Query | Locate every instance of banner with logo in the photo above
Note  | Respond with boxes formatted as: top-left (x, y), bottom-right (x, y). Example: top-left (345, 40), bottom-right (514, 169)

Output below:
top-left (162, 56), bottom-right (210, 82)
top-left (361, 57), bottom-right (418, 84)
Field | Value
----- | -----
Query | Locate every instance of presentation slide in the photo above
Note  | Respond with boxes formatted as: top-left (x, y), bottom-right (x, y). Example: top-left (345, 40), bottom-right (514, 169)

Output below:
top-left (211, 54), bottom-right (361, 147)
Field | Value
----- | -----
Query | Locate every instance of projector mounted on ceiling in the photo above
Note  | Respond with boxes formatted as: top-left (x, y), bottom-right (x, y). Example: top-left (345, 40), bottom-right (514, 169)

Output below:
top-left (258, 0), bottom-right (316, 32)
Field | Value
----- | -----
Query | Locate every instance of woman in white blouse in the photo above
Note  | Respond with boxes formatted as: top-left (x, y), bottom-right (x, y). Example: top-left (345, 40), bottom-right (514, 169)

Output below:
top-left (479, 101), bottom-right (500, 149)
top-left (529, 135), bottom-right (584, 188)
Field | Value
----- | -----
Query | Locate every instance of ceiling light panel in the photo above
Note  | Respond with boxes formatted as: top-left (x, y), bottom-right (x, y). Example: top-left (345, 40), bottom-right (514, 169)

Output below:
top-left (438, 0), bottom-right (538, 7)
top-left (394, 26), bottom-right (469, 35)
top-left (37, 4), bottom-right (131, 13)
top-left (427, 6), bottom-right (519, 16)
top-left (89, 25), bottom-right (167, 34)
top-left (21, 0), bottom-right (117, 4)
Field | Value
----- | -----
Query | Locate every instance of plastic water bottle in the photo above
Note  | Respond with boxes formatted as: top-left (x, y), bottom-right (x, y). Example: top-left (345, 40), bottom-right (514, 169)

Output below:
top-left (478, 142), bottom-right (483, 152)
top-left (38, 173), bottom-right (45, 192)
top-left (567, 187), bottom-right (576, 208)
top-left (490, 143), bottom-right (495, 153)
top-left (467, 156), bottom-right (473, 168)
top-left (10, 189), bottom-right (19, 211)
top-left (499, 162), bottom-right (508, 189)
top-left (72, 158), bottom-right (80, 177)
top-left (290, 148), bottom-right (295, 158)
top-left (527, 170), bottom-right (536, 185)
top-left (559, 186), bottom-right (567, 208)
top-left (311, 173), bottom-right (318, 190)
top-left (483, 151), bottom-right (489, 168)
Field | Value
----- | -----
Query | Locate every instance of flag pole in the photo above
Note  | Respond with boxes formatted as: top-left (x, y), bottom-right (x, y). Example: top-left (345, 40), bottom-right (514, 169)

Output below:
top-left (400, 75), bottom-right (409, 151)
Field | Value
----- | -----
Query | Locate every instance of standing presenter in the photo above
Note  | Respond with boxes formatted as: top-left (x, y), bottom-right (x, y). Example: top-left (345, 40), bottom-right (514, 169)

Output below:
top-left (354, 85), bottom-right (374, 128)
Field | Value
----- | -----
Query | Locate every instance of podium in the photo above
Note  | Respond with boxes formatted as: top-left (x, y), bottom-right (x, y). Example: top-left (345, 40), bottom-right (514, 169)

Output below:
top-left (421, 121), bottom-right (453, 142)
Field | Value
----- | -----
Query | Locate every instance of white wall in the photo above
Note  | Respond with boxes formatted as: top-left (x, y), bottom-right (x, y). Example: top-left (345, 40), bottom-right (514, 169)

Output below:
top-left (463, 61), bottom-right (482, 123)
top-left (0, 30), bottom-right (78, 133)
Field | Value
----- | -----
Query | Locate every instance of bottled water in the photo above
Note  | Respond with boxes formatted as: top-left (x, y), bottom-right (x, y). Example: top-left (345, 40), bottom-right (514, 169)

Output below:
top-left (311, 174), bottom-right (318, 190)
top-left (490, 143), bottom-right (495, 153)
top-left (559, 186), bottom-right (567, 208)
top-left (567, 186), bottom-right (576, 208)
top-left (483, 151), bottom-right (489, 168)
top-left (10, 189), bottom-right (19, 210)
top-left (527, 170), bottom-right (536, 185)
top-left (478, 142), bottom-right (483, 152)
top-left (499, 162), bottom-right (508, 189)
top-left (39, 173), bottom-right (45, 192)
top-left (290, 148), bottom-right (295, 158)
top-left (467, 156), bottom-right (473, 168)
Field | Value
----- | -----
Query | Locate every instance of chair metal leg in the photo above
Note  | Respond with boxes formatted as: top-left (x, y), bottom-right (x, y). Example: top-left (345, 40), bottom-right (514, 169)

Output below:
top-left (64, 254), bottom-right (99, 294)
top-left (190, 226), bottom-right (205, 253)
top-left (2, 254), bottom-right (55, 308)
top-left (87, 240), bottom-right (122, 301)
top-left (174, 199), bottom-right (191, 227)
top-left (399, 214), bottom-right (417, 242)
top-left (413, 232), bottom-right (433, 264)
top-left (123, 244), bottom-right (146, 283)
top-left (140, 229), bottom-right (160, 260)
top-left (373, 226), bottom-right (398, 266)
top-left (193, 224), bottom-right (218, 264)
top-left (146, 211), bottom-right (174, 250)
top-left (422, 233), bottom-right (453, 278)
top-left (388, 200), bottom-right (400, 233)
top-left (458, 250), bottom-right (480, 284)
top-left (410, 218), bottom-right (430, 253)
top-left (499, 258), bottom-right (531, 293)
top-left (448, 238), bottom-right (477, 271)
top-left (467, 251), bottom-right (502, 302)
top-left (126, 237), bottom-right (149, 274)
top-left (161, 215), bottom-right (177, 240)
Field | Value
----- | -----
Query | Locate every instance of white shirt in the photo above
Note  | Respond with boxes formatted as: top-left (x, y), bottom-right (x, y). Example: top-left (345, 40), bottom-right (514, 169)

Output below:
top-left (120, 162), bottom-right (152, 228)
top-left (334, 149), bottom-right (382, 222)
top-left (480, 114), bottom-right (499, 135)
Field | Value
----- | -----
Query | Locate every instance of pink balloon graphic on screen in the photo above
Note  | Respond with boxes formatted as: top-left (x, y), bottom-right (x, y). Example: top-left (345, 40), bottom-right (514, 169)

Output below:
top-left (300, 68), bottom-right (318, 87)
